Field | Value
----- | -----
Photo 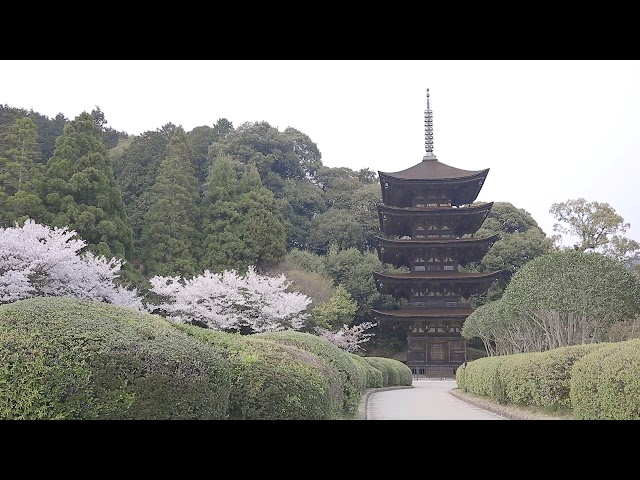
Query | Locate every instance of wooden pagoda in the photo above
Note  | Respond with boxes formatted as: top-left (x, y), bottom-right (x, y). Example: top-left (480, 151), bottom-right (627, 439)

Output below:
top-left (372, 89), bottom-right (501, 378)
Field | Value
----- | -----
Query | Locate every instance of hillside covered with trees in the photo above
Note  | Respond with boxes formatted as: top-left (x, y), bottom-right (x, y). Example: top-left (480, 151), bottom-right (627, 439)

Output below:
top-left (1, 103), bottom-right (639, 359)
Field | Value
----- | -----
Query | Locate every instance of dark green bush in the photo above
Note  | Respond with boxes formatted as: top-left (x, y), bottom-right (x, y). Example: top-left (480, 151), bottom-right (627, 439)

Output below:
top-left (172, 325), bottom-right (336, 419)
top-left (257, 331), bottom-right (367, 415)
top-left (0, 297), bottom-right (232, 419)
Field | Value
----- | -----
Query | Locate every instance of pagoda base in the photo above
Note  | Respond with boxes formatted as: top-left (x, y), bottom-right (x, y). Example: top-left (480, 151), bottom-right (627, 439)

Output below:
top-left (406, 321), bottom-right (467, 378)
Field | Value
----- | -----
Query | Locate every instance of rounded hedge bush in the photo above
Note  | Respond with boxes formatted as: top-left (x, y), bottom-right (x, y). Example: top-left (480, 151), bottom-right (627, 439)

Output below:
top-left (172, 324), bottom-right (337, 419)
top-left (257, 331), bottom-right (367, 415)
top-left (570, 339), bottom-right (640, 420)
top-left (0, 297), bottom-right (232, 419)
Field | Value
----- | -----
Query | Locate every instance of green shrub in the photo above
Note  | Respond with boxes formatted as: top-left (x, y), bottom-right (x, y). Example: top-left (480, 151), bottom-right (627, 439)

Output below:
top-left (349, 354), bottom-right (383, 388)
top-left (173, 325), bottom-right (336, 419)
top-left (455, 355), bottom-right (509, 402)
top-left (367, 357), bottom-right (412, 386)
top-left (0, 297), bottom-right (232, 419)
top-left (570, 339), bottom-right (640, 420)
top-left (501, 344), bottom-right (605, 409)
top-left (363, 357), bottom-right (390, 386)
top-left (257, 331), bottom-right (367, 415)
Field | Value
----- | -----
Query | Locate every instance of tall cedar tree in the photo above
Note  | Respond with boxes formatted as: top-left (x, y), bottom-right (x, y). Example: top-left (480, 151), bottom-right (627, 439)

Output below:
top-left (200, 156), bottom-right (286, 273)
top-left (0, 117), bottom-right (46, 227)
top-left (109, 124), bottom-right (173, 248)
top-left (139, 127), bottom-right (200, 277)
top-left (41, 110), bottom-right (134, 261)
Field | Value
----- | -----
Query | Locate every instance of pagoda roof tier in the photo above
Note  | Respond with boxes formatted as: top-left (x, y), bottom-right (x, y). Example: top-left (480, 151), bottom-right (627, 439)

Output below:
top-left (378, 159), bottom-right (489, 207)
top-left (377, 202), bottom-right (494, 237)
top-left (373, 271), bottom-right (501, 300)
top-left (372, 307), bottom-right (474, 319)
top-left (373, 234), bottom-right (500, 267)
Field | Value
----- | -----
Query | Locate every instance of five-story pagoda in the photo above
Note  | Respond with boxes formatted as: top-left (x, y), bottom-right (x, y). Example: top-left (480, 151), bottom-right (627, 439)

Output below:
top-left (372, 89), bottom-right (501, 377)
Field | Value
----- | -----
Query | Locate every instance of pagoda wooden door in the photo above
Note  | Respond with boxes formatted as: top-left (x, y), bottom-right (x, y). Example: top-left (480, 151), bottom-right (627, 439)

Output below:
top-left (427, 339), bottom-right (448, 365)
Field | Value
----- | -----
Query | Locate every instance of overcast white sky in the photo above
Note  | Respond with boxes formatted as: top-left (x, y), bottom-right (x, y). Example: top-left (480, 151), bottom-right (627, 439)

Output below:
top-left (2, 60), bottom-right (639, 245)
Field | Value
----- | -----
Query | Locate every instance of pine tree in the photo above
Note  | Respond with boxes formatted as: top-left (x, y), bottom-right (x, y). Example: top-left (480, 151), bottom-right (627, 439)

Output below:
top-left (0, 117), bottom-right (46, 227)
top-left (139, 127), bottom-right (200, 277)
top-left (40, 110), bottom-right (134, 261)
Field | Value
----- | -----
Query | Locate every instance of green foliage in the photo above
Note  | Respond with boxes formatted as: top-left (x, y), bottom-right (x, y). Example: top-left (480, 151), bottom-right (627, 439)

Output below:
top-left (362, 357), bottom-right (390, 386)
top-left (308, 208), bottom-right (366, 254)
top-left (362, 356), bottom-right (413, 387)
top-left (324, 246), bottom-right (398, 323)
top-left (41, 110), bottom-right (134, 260)
top-left (570, 339), bottom-right (640, 420)
top-left (139, 126), bottom-right (200, 277)
top-left (309, 285), bottom-right (358, 330)
top-left (499, 344), bottom-right (605, 410)
top-left (200, 157), bottom-right (286, 273)
top-left (257, 330), bottom-right (367, 415)
top-left (455, 355), bottom-right (509, 400)
top-left (550, 198), bottom-right (640, 263)
top-left (279, 178), bottom-right (327, 249)
top-left (208, 121), bottom-right (327, 250)
top-left (0, 297), bottom-right (232, 419)
top-left (110, 127), bottom-right (171, 249)
top-left (172, 324), bottom-right (337, 419)
top-left (502, 250), bottom-right (640, 348)
top-left (187, 119), bottom-right (234, 187)
top-left (282, 248), bottom-right (327, 274)
top-left (0, 117), bottom-right (46, 226)
top-left (465, 202), bottom-right (553, 305)
top-left (347, 353), bottom-right (384, 388)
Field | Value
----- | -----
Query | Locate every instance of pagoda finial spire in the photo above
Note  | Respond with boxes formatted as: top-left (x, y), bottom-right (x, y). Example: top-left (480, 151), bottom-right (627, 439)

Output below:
top-left (423, 88), bottom-right (436, 161)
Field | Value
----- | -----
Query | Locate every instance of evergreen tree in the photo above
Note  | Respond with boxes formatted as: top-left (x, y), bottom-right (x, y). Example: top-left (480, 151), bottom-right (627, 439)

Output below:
top-left (0, 117), bottom-right (46, 226)
top-left (234, 163), bottom-right (287, 269)
top-left (40, 110), bottom-right (134, 261)
top-left (200, 155), bottom-right (243, 273)
top-left (139, 126), bottom-right (200, 277)
top-left (200, 157), bottom-right (286, 273)
top-left (109, 127), bottom-right (171, 248)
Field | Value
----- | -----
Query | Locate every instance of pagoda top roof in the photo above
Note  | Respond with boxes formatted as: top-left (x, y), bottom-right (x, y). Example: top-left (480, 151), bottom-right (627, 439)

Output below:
top-left (379, 158), bottom-right (489, 182)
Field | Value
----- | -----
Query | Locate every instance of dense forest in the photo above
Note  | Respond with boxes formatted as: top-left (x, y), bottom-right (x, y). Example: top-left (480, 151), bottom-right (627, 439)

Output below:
top-left (1, 104), bottom-right (638, 357)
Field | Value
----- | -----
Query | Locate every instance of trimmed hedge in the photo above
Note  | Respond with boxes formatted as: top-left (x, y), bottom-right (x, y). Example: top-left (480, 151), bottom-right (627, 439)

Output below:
top-left (499, 344), bottom-right (606, 409)
top-left (257, 331), bottom-right (366, 415)
top-left (349, 354), bottom-right (383, 388)
top-left (570, 339), bottom-right (640, 420)
top-left (172, 324), bottom-right (337, 419)
top-left (362, 357), bottom-right (413, 387)
top-left (455, 355), bottom-right (509, 402)
top-left (0, 297), bottom-right (232, 419)
top-left (363, 357), bottom-right (389, 386)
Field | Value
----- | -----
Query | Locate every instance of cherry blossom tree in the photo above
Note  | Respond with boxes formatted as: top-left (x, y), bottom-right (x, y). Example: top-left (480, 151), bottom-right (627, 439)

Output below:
top-left (148, 267), bottom-right (311, 333)
top-left (0, 220), bottom-right (143, 309)
top-left (315, 321), bottom-right (378, 352)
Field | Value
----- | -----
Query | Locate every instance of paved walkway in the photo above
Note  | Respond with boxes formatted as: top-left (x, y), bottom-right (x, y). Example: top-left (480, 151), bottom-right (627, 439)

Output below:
top-left (365, 379), bottom-right (507, 420)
